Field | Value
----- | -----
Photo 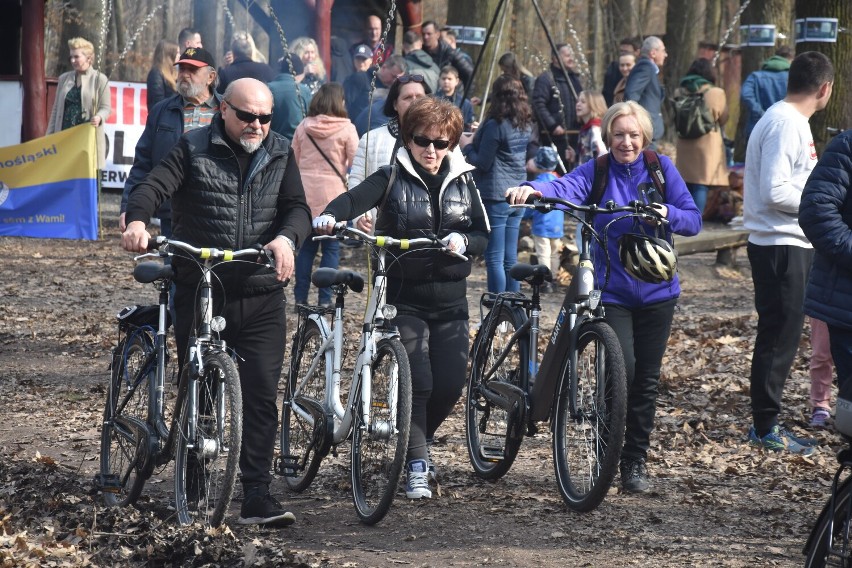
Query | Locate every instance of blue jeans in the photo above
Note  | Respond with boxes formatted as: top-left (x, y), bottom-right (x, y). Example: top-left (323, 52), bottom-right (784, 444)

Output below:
top-left (687, 183), bottom-right (708, 216)
top-left (294, 237), bottom-right (340, 305)
top-left (483, 200), bottom-right (523, 293)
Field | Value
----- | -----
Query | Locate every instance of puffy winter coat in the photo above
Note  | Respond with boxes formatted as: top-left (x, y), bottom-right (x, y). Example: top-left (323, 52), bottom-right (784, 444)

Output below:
top-left (125, 115), bottom-right (312, 295)
top-left (524, 153), bottom-right (702, 308)
top-left (800, 130), bottom-right (852, 330)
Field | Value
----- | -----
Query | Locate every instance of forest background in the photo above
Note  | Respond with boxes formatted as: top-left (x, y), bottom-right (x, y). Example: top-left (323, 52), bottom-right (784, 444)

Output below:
top-left (43, 0), bottom-right (852, 154)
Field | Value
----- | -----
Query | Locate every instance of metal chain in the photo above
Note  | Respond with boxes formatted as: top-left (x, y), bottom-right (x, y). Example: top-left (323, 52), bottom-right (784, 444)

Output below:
top-left (364, 0), bottom-right (399, 162)
top-left (267, 5), bottom-right (308, 122)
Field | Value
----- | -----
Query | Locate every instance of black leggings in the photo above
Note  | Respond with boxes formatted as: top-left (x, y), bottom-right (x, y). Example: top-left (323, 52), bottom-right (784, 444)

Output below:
top-left (394, 316), bottom-right (469, 462)
top-left (604, 299), bottom-right (676, 462)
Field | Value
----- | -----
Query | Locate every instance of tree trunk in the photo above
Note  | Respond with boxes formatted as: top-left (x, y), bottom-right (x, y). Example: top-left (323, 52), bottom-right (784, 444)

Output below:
top-left (705, 0), bottom-right (723, 41)
top-left (58, 0), bottom-right (106, 75)
top-left (732, 0), bottom-right (794, 162)
top-left (794, 0), bottom-right (852, 155)
top-left (447, 0), bottom-right (506, 98)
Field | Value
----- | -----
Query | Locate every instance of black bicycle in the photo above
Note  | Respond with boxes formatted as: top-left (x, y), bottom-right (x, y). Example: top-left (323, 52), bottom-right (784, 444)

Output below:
top-left (466, 196), bottom-right (665, 511)
top-left (97, 237), bottom-right (274, 526)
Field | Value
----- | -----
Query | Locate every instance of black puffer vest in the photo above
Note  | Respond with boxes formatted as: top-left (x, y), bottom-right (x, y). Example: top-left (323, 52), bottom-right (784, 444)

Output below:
top-left (375, 163), bottom-right (474, 281)
top-left (170, 116), bottom-right (291, 295)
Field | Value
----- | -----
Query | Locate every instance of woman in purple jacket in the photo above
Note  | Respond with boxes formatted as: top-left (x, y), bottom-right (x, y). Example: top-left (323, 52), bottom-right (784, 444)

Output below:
top-left (506, 101), bottom-right (701, 494)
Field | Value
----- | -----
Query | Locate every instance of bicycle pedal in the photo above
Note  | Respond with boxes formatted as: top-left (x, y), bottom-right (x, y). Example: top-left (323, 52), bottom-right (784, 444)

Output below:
top-left (94, 473), bottom-right (121, 493)
top-left (479, 445), bottom-right (505, 461)
top-left (276, 455), bottom-right (303, 477)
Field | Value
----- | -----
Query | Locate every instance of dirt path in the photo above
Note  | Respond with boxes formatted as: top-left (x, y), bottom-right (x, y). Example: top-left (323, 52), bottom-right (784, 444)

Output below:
top-left (0, 191), bottom-right (837, 567)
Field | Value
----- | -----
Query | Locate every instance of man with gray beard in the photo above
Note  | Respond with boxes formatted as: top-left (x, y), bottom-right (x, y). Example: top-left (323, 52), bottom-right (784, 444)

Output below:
top-left (123, 78), bottom-right (311, 526)
top-left (120, 47), bottom-right (221, 235)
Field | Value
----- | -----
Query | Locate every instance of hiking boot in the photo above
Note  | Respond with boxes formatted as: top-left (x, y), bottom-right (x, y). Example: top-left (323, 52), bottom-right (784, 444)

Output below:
top-left (405, 459), bottom-right (432, 499)
top-left (237, 487), bottom-right (296, 526)
top-left (811, 408), bottom-right (832, 429)
top-left (748, 425), bottom-right (817, 455)
top-left (620, 458), bottom-right (650, 493)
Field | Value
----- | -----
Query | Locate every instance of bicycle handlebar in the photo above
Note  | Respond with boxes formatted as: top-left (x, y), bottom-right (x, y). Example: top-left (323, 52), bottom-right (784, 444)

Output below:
top-left (315, 223), bottom-right (469, 261)
top-left (135, 236), bottom-right (274, 267)
top-left (513, 195), bottom-right (668, 225)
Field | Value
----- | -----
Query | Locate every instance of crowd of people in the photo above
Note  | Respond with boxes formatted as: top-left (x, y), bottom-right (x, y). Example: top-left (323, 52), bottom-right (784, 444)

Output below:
top-left (108, 17), bottom-right (849, 529)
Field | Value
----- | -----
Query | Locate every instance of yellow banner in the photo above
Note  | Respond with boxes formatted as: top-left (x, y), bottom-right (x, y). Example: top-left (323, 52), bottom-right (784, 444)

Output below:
top-left (0, 124), bottom-right (96, 187)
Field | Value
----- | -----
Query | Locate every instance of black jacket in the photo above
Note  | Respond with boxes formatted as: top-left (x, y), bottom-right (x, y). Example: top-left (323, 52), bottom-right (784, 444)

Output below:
top-left (531, 64), bottom-right (583, 136)
top-left (126, 115), bottom-right (312, 295)
top-left (424, 39), bottom-right (474, 89)
top-left (323, 147), bottom-right (489, 320)
top-left (217, 57), bottom-right (277, 94)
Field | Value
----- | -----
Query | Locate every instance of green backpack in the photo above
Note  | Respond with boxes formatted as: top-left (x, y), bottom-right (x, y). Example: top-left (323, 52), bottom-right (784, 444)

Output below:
top-left (673, 90), bottom-right (716, 139)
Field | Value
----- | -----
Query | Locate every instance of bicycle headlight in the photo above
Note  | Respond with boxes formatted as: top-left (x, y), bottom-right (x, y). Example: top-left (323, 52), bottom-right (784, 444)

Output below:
top-left (211, 316), bottom-right (227, 333)
top-left (381, 304), bottom-right (397, 320)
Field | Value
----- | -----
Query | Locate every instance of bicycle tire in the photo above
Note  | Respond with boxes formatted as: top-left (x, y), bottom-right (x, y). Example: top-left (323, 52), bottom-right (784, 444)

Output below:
top-left (804, 474), bottom-right (852, 567)
top-left (552, 320), bottom-right (626, 512)
top-left (174, 351), bottom-right (243, 527)
top-left (280, 318), bottom-right (328, 492)
top-left (351, 337), bottom-right (411, 525)
top-left (465, 304), bottom-right (526, 480)
top-left (99, 331), bottom-right (153, 507)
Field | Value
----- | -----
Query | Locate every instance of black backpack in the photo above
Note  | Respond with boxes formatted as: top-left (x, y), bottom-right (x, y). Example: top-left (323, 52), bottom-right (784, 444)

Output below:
top-left (589, 150), bottom-right (666, 206)
top-left (673, 90), bottom-right (716, 139)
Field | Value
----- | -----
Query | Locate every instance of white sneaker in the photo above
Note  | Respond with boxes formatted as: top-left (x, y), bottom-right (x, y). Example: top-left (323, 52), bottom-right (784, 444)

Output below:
top-left (405, 459), bottom-right (432, 499)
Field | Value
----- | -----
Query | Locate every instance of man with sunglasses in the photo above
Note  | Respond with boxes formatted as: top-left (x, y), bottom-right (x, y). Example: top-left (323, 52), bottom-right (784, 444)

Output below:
top-left (120, 47), bottom-right (221, 236)
top-left (122, 78), bottom-right (312, 526)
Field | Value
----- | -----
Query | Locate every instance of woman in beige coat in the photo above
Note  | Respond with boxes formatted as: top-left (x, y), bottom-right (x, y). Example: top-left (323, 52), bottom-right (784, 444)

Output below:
top-left (675, 58), bottom-right (728, 216)
top-left (47, 37), bottom-right (111, 169)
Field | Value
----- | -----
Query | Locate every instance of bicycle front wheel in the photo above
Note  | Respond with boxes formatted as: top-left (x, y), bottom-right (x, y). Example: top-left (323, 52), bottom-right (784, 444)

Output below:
top-left (553, 320), bottom-right (626, 512)
top-left (280, 318), bottom-right (327, 492)
top-left (99, 332), bottom-right (153, 507)
top-left (804, 475), bottom-right (852, 567)
top-left (351, 337), bottom-right (411, 525)
top-left (174, 351), bottom-right (243, 527)
top-left (465, 304), bottom-right (526, 480)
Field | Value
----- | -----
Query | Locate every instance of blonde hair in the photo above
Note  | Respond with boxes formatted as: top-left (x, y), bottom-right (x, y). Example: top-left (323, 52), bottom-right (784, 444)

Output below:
top-left (152, 39), bottom-right (179, 91)
top-left (291, 36), bottom-right (326, 81)
top-left (579, 90), bottom-right (607, 121)
top-left (601, 101), bottom-right (653, 148)
top-left (68, 37), bottom-right (94, 59)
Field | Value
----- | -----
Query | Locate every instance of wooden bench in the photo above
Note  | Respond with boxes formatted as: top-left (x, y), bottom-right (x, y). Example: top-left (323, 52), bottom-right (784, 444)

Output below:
top-left (675, 227), bottom-right (749, 266)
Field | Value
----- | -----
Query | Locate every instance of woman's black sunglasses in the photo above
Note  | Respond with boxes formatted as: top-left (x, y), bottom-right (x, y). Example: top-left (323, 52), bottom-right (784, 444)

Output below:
top-left (398, 74), bottom-right (425, 84)
top-left (411, 135), bottom-right (451, 150)
top-left (225, 100), bottom-right (273, 125)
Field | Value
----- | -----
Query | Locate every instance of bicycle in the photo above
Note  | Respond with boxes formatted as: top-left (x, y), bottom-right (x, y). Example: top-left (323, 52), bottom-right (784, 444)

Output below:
top-left (803, 403), bottom-right (852, 567)
top-left (97, 236), bottom-right (274, 527)
top-left (466, 196), bottom-right (665, 512)
top-left (278, 224), bottom-right (466, 524)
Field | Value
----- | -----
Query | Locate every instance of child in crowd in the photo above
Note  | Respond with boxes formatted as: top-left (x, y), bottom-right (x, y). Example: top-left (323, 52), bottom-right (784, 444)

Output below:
top-left (438, 65), bottom-right (476, 132)
top-left (525, 146), bottom-right (564, 293)
top-left (575, 90), bottom-right (608, 164)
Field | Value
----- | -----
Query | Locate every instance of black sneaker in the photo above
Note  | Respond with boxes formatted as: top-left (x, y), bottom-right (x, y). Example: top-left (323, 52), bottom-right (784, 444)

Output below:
top-left (237, 488), bottom-right (296, 526)
top-left (620, 458), bottom-right (650, 493)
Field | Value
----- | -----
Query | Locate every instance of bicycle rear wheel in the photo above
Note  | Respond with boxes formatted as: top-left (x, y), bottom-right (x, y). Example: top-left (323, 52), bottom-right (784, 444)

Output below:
top-left (553, 320), bottom-right (626, 512)
top-left (804, 474), bottom-right (852, 567)
top-left (280, 318), bottom-right (328, 492)
top-left (174, 351), bottom-right (243, 527)
top-left (99, 331), bottom-right (153, 507)
top-left (351, 337), bottom-right (411, 525)
top-left (465, 304), bottom-right (526, 480)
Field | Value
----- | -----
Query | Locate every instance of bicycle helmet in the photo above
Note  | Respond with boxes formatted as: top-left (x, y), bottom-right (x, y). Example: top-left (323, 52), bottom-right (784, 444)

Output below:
top-left (618, 233), bottom-right (678, 284)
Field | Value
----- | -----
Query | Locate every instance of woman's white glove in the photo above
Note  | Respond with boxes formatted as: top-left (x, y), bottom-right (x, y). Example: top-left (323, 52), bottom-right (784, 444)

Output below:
top-left (440, 232), bottom-right (467, 255)
top-left (312, 213), bottom-right (336, 235)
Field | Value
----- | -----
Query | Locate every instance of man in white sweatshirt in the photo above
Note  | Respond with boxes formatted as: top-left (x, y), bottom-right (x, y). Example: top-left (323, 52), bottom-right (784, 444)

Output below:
top-left (744, 51), bottom-right (834, 454)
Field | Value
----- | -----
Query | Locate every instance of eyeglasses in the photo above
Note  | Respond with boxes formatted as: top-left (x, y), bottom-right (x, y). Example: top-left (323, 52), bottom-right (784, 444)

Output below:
top-left (411, 135), bottom-right (451, 150)
top-left (225, 101), bottom-right (273, 125)
top-left (398, 74), bottom-right (425, 84)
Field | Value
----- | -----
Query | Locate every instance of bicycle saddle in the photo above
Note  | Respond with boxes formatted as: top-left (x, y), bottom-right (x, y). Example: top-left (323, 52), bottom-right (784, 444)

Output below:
top-left (508, 263), bottom-right (552, 286)
top-left (312, 267), bottom-right (365, 293)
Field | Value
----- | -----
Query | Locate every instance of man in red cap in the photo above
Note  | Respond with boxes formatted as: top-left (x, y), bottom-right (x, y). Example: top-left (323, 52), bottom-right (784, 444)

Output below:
top-left (120, 48), bottom-right (220, 234)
